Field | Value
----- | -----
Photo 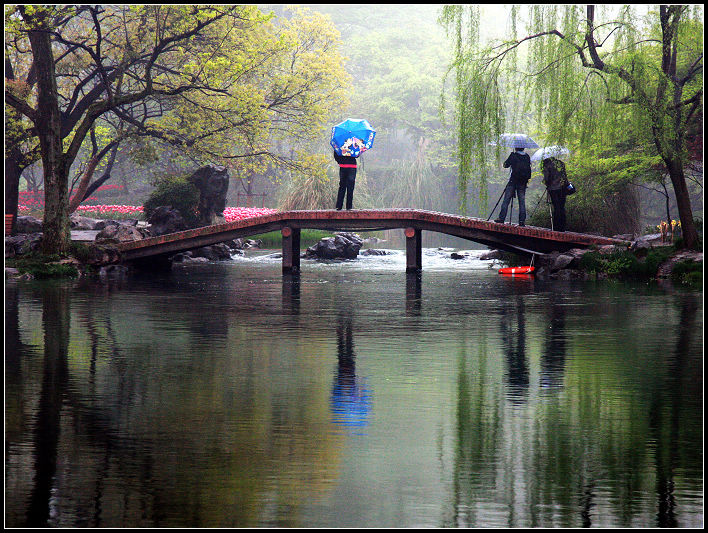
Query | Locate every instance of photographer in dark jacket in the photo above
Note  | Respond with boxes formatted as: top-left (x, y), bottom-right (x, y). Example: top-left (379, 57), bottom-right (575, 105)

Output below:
top-left (542, 156), bottom-right (567, 232)
top-left (334, 149), bottom-right (358, 210)
top-left (495, 148), bottom-right (532, 226)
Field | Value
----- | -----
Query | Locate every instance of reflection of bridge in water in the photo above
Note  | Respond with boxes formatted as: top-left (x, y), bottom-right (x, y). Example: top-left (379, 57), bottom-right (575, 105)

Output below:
top-left (117, 209), bottom-right (629, 273)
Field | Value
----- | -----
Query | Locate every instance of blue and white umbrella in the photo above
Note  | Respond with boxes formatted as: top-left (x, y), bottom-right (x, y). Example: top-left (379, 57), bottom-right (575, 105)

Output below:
top-left (531, 145), bottom-right (570, 162)
top-left (330, 118), bottom-right (376, 157)
top-left (493, 133), bottom-right (540, 150)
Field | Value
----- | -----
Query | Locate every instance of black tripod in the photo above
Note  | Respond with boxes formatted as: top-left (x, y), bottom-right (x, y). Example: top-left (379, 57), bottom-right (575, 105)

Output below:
top-left (487, 186), bottom-right (515, 224)
top-left (528, 190), bottom-right (554, 230)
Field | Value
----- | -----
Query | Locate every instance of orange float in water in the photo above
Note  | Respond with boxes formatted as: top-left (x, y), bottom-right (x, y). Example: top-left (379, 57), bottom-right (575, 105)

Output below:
top-left (498, 266), bottom-right (535, 275)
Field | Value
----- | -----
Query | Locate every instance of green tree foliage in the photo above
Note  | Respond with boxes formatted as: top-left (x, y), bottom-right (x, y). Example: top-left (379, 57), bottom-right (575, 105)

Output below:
top-left (5, 5), bottom-right (350, 253)
top-left (441, 5), bottom-right (703, 247)
top-left (312, 5), bottom-right (459, 213)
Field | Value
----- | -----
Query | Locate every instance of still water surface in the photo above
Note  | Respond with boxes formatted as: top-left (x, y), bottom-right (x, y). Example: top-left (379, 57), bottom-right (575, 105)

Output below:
top-left (5, 249), bottom-right (703, 527)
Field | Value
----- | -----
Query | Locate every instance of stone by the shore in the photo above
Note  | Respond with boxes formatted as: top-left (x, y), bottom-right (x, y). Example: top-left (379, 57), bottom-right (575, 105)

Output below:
top-left (15, 215), bottom-right (43, 234)
top-left (95, 223), bottom-right (148, 243)
top-left (5, 233), bottom-right (43, 258)
top-left (656, 250), bottom-right (703, 279)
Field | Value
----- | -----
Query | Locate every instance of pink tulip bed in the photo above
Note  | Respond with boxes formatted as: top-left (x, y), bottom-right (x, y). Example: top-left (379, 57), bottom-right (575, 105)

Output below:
top-left (222, 206), bottom-right (277, 222)
top-left (18, 195), bottom-right (277, 223)
top-left (75, 204), bottom-right (145, 217)
top-left (74, 205), bottom-right (277, 222)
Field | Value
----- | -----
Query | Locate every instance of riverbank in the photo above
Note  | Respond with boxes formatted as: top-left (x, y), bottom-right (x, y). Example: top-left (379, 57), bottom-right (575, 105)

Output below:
top-left (489, 234), bottom-right (702, 286)
top-left (5, 215), bottom-right (702, 287)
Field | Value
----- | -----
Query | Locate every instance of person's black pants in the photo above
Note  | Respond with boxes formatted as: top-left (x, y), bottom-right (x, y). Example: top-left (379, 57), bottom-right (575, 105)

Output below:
top-left (548, 188), bottom-right (566, 232)
top-left (336, 167), bottom-right (356, 210)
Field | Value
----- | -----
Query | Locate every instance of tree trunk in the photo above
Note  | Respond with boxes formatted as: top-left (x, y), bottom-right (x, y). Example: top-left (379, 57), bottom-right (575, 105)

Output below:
top-left (25, 9), bottom-right (71, 254)
top-left (666, 158), bottom-right (698, 249)
top-left (5, 154), bottom-right (22, 235)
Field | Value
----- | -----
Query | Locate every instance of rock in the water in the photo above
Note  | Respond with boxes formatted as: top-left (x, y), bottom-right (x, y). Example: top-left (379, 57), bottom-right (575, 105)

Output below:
top-left (304, 232), bottom-right (363, 260)
top-left (190, 243), bottom-right (233, 261)
top-left (479, 249), bottom-right (503, 260)
top-left (360, 248), bottom-right (390, 256)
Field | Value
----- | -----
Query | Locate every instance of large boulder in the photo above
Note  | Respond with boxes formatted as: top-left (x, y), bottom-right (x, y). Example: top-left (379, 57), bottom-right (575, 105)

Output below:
top-left (360, 248), bottom-right (391, 256)
top-left (70, 214), bottom-right (102, 230)
top-left (15, 215), bottom-right (43, 234)
top-left (95, 223), bottom-right (147, 243)
top-left (5, 233), bottom-right (43, 258)
top-left (83, 243), bottom-right (122, 265)
top-left (304, 232), bottom-right (363, 260)
top-left (147, 206), bottom-right (189, 236)
top-left (187, 165), bottom-right (230, 226)
top-left (630, 233), bottom-right (668, 253)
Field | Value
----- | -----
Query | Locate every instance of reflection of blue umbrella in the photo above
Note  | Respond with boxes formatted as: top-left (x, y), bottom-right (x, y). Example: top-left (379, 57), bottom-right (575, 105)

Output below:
top-left (330, 378), bottom-right (371, 428)
top-left (494, 133), bottom-right (540, 149)
top-left (531, 145), bottom-right (570, 162)
top-left (330, 118), bottom-right (376, 157)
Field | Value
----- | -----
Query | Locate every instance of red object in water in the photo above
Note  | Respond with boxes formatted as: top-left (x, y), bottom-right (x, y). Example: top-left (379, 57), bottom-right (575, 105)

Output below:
top-left (498, 266), bottom-right (535, 275)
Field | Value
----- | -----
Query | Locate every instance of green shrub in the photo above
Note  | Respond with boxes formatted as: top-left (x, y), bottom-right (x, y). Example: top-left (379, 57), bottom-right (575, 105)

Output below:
top-left (68, 241), bottom-right (93, 263)
top-left (671, 259), bottom-right (703, 285)
top-left (579, 248), bottom-right (670, 280)
top-left (8, 253), bottom-right (79, 279)
top-left (143, 176), bottom-right (200, 227)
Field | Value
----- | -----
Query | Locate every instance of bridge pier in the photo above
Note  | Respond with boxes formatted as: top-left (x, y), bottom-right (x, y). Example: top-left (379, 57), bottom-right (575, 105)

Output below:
top-left (281, 226), bottom-right (301, 273)
top-left (405, 227), bottom-right (422, 272)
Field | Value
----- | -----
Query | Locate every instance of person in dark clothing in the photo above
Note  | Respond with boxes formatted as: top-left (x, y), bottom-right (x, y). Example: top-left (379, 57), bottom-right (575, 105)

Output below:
top-left (495, 147), bottom-right (532, 226)
top-left (542, 156), bottom-right (567, 232)
top-left (334, 149), bottom-right (358, 210)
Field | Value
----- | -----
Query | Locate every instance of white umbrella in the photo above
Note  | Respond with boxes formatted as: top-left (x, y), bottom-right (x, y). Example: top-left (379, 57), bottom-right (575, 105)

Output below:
top-left (531, 145), bottom-right (570, 162)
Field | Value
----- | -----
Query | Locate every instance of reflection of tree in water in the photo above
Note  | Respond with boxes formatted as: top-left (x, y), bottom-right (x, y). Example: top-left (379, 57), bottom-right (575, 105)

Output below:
top-left (540, 294), bottom-right (567, 393)
top-left (649, 295), bottom-right (701, 528)
top-left (330, 314), bottom-right (371, 429)
top-left (25, 284), bottom-right (71, 527)
top-left (445, 343), bottom-right (504, 528)
top-left (501, 298), bottom-right (529, 404)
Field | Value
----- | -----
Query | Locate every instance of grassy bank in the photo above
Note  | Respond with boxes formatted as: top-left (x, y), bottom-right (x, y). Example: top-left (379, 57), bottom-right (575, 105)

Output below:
top-left (7, 252), bottom-right (80, 279)
top-left (250, 229), bottom-right (347, 248)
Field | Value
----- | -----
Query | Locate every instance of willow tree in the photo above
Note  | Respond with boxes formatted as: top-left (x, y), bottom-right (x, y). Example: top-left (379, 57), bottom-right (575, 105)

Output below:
top-left (441, 5), bottom-right (702, 248)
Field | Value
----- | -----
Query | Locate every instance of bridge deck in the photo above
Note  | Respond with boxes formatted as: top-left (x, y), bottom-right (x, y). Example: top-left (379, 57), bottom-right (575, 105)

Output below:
top-left (117, 209), bottom-right (628, 263)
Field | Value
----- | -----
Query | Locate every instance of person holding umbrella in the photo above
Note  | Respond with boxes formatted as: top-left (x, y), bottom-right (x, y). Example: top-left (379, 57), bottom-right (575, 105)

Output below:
top-left (333, 141), bottom-right (360, 210)
top-left (494, 146), bottom-right (533, 226)
top-left (541, 156), bottom-right (568, 232)
top-left (330, 119), bottom-right (376, 210)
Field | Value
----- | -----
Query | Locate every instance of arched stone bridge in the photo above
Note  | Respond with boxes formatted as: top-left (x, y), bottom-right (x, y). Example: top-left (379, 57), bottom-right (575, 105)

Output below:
top-left (116, 209), bottom-right (629, 273)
